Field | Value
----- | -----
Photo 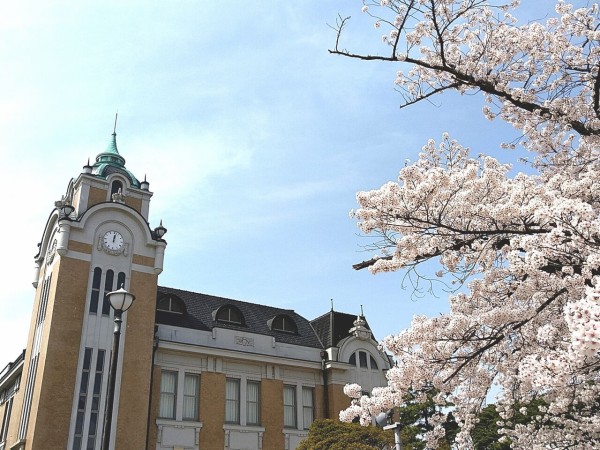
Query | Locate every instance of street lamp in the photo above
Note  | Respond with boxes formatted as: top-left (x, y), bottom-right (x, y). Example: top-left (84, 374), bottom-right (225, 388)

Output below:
top-left (376, 409), bottom-right (402, 450)
top-left (101, 287), bottom-right (135, 450)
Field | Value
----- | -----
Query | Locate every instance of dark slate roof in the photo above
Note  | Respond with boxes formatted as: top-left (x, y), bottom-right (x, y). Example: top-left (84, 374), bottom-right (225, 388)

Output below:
top-left (310, 311), bottom-right (374, 348)
top-left (156, 286), bottom-right (324, 349)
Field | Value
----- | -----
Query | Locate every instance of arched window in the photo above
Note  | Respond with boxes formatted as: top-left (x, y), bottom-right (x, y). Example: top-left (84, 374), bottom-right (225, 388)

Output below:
top-left (214, 305), bottom-right (244, 325)
top-left (369, 355), bottom-right (378, 370)
top-left (269, 315), bottom-right (298, 334)
top-left (157, 296), bottom-right (185, 314)
top-left (348, 351), bottom-right (379, 370)
top-left (101, 270), bottom-right (115, 316)
top-left (89, 267), bottom-right (102, 314)
top-left (110, 180), bottom-right (123, 196)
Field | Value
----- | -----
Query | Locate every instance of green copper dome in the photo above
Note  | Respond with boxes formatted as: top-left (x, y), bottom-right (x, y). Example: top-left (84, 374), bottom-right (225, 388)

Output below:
top-left (92, 132), bottom-right (140, 187)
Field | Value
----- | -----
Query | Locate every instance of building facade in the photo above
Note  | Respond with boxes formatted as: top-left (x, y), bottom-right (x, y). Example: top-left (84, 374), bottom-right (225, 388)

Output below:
top-left (0, 133), bottom-right (391, 450)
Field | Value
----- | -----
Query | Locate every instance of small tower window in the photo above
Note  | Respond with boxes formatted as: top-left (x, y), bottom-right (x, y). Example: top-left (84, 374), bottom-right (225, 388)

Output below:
top-left (110, 180), bottom-right (123, 196)
top-left (269, 315), bottom-right (298, 334)
top-left (349, 351), bottom-right (379, 370)
top-left (157, 296), bottom-right (185, 314)
top-left (214, 305), bottom-right (244, 325)
top-left (370, 355), bottom-right (378, 370)
top-left (358, 351), bottom-right (368, 368)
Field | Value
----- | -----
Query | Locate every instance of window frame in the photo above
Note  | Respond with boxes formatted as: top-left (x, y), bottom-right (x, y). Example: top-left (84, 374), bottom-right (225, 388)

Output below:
top-left (246, 380), bottom-right (261, 426)
top-left (349, 350), bottom-right (380, 370)
top-left (182, 373), bottom-right (199, 421)
top-left (158, 370), bottom-right (178, 420)
top-left (225, 378), bottom-right (241, 424)
top-left (0, 395), bottom-right (13, 445)
top-left (215, 305), bottom-right (244, 325)
top-left (270, 315), bottom-right (298, 333)
top-left (302, 387), bottom-right (314, 430)
top-left (283, 385), bottom-right (297, 429)
top-left (157, 296), bottom-right (185, 314)
top-left (110, 180), bottom-right (123, 197)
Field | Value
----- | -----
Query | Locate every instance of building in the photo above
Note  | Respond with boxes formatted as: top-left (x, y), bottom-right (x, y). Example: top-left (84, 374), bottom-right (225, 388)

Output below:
top-left (0, 132), bottom-right (391, 450)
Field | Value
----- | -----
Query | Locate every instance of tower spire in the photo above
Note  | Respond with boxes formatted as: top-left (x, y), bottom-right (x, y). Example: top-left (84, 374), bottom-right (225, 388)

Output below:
top-left (102, 113), bottom-right (122, 159)
top-left (113, 110), bottom-right (119, 135)
top-left (113, 112), bottom-right (118, 135)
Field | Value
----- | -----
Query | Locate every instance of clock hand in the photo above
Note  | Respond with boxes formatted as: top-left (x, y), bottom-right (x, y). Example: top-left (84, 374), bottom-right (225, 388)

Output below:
top-left (113, 234), bottom-right (116, 243)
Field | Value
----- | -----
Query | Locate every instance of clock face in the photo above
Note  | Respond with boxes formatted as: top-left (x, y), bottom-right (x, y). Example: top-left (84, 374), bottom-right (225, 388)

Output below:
top-left (103, 231), bottom-right (124, 251)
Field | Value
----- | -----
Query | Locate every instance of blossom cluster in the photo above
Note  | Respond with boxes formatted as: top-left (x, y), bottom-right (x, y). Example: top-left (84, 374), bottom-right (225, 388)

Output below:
top-left (336, 2), bottom-right (600, 448)
top-left (565, 286), bottom-right (600, 359)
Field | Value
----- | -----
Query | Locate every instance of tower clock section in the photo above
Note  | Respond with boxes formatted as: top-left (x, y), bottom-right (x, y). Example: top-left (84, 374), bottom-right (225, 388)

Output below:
top-left (9, 131), bottom-right (167, 450)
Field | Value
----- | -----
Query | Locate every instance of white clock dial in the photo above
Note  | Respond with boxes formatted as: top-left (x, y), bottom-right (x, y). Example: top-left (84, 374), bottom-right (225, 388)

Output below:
top-left (103, 231), bottom-right (124, 251)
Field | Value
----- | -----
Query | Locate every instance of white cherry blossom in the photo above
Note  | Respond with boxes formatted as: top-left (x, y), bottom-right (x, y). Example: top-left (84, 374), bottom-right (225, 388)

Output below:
top-left (332, 1), bottom-right (600, 448)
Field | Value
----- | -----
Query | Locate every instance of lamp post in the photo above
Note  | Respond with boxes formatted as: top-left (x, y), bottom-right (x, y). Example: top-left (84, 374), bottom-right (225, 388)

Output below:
top-left (376, 409), bottom-right (402, 450)
top-left (101, 287), bottom-right (135, 450)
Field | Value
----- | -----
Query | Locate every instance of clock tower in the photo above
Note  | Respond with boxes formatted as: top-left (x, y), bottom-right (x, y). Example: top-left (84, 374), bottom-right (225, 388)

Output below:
top-left (8, 131), bottom-right (166, 450)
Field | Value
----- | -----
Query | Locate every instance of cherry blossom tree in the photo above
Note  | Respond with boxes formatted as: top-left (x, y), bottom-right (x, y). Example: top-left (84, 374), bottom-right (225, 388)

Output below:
top-left (331, 1), bottom-right (600, 448)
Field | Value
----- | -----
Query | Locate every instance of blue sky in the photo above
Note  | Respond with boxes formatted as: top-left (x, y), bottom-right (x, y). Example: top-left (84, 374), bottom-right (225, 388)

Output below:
top-left (0, 1), bottom-right (522, 366)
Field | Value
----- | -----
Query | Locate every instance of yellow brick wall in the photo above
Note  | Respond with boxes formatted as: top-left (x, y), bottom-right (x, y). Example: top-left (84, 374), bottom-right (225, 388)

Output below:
top-left (124, 196), bottom-right (142, 214)
top-left (132, 254), bottom-right (155, 267)
top-left (114, 270), bottom-right (158, 450)
top-left (68, 240), bottom-right (93, 254)
top-left (88, 186), bottom-right (107, 208)
top-left (28, 256), bottom-right (89, 450)
top-left (261, 379), bottom-right (284, 450)
top-left (85, 184), bottom-right (143, 215)
top-left (314, 384), bottom-right (325, 420)
top-left (147, 364), bottom-right (161, 448)
top-left (327, 383), bottom-right (349, 422)
top-left (199, 372), bottom-right (225, 449)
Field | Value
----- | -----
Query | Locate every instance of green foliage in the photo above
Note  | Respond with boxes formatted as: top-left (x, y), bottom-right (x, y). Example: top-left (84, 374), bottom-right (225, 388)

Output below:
top-left (298, 390), bottom-right (459, 450)
top-left (471, 399), bottom-right (548, 450)
top-left (471, 405), bottom-right (510, 450)
top-left (396, 390), bottom-right (458, 450)
top-left (296, 419), bottom-right (394, 450)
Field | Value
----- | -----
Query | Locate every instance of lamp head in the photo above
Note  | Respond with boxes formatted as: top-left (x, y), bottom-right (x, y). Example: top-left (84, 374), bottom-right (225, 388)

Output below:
top-left (106, 287), bottom-right (135, 313)
top-left (375, 409), bottom-right (395, 428)
top-left (154, 220), bottom-right (167, 239)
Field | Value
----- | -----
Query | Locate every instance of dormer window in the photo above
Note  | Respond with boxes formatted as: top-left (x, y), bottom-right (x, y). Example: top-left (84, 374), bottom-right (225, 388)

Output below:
top-left (157, 296), bottom-right (185, 314)
top-left (214, 305), bottom-right (244, 325)
top-left (348, 351), bottom-right (379, 370)
top-left (268, 314), bottom-right (298, 334)
top-left (370, 355), bottom-right (378, 370)
top-left (349, 353), bottom-right (356, 366)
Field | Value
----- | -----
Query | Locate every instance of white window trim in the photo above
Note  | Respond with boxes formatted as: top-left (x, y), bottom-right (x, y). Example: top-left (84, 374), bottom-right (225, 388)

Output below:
top-left (224, 375), bottom-right (261, 427)
top-left (282, 383), bottom-right (316, 431)
top-left (157, 368), bottom-right (201, 423)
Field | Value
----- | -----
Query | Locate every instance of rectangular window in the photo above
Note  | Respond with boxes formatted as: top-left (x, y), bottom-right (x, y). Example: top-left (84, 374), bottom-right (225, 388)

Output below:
top-left (0, 396), bottom-right (13, 444)
top-left (283, 385), bottom-right (297, 428)
top-left (225, 378), bottom-right (240, 424)
top-left (73, 348), bottom-right (93, 450)
top-left (302, 387), bottom-right (314, 429)
top-left (89, 268), bottom-right (102, 314)
top-left (86, 350), bottom-right (105, 450)
top-left (182, 374), bottom-right (199, 421)
top-left (246, 381), bottom-right (260, 426)
top-left (101, 270), bottom-right (114, 316)
top-left (359, 351), bottom-right (368, 368)
top-left (159, 371), bottom-right (177, 419)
